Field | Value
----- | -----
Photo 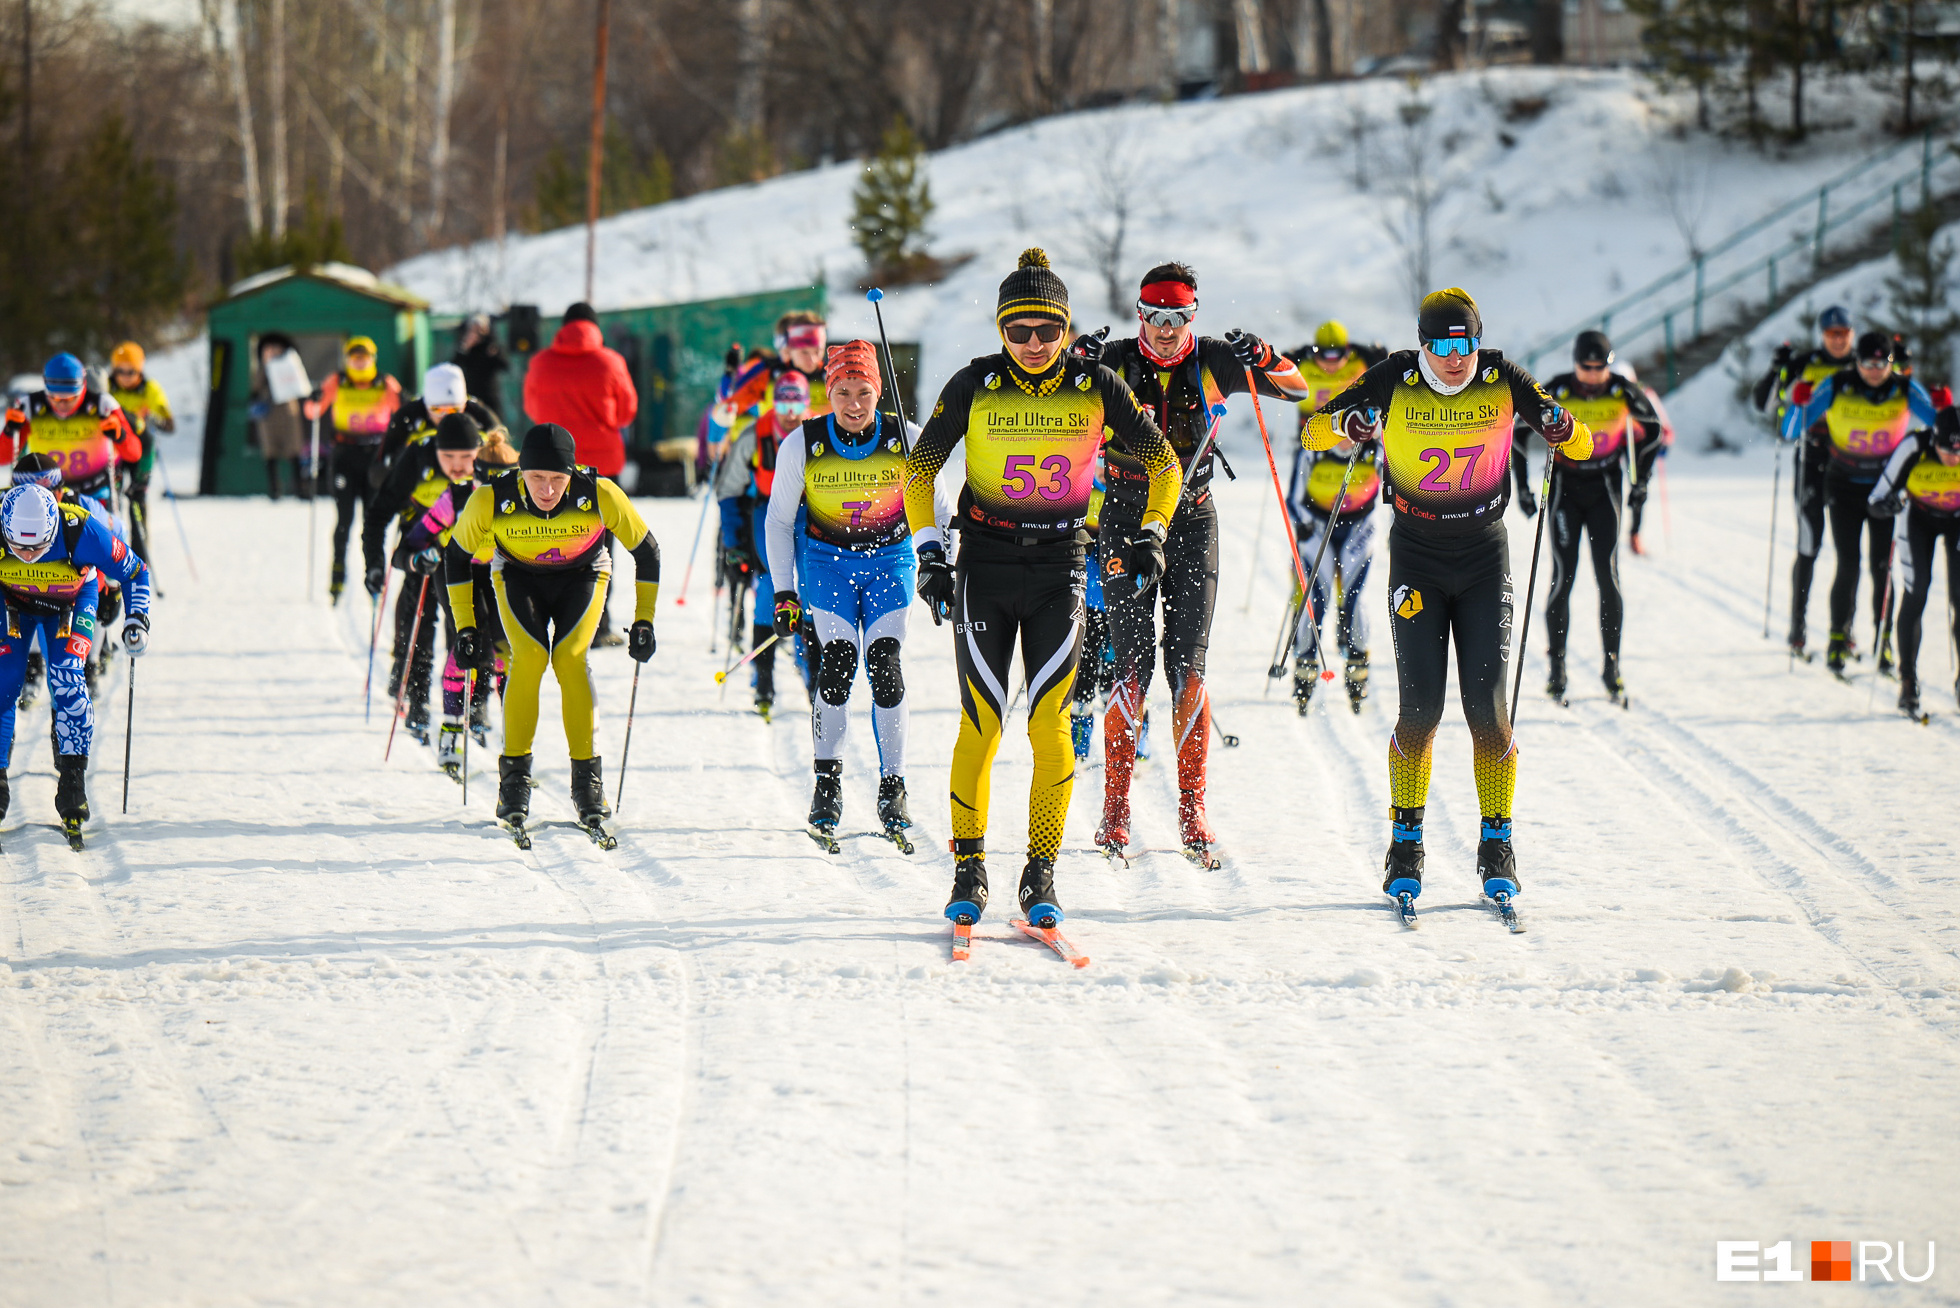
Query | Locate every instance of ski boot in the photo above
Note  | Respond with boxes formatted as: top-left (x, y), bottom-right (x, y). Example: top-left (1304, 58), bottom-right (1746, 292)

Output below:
top-left (1602, 652), bottom-right (1628, 707)
top-left (876, 774), bottom-right (913, 853)
top-left (55, 754), bottom-right (88, 850)
top-left (572, 757), bottom-right (617, 847)
top-left (1292, 652), bottom-right (1320, 714)
top-left (1343, 650), bottom-right (1369, 714)
top-left (946, 838), bottom-right (988, 922)
top-left (437, 721), bottom-right (466, 781)
top-left (593, 626), bottom-right (626, 649)
top-left (1476, 817), bottom-right (1521, 899)
top-left (1179, 789), bottom-right (1220, 869)
top-left (1826, 631), bottom-right (1852, 679)
top-left (329, 569), bottom-right (346, 606)
top-left (1899, 676), bottom-right (1924, 722)
top-left (1094, 789), bottom-right (1131, 864)
top-left (754, 695), bottom-right (774, 722)
top-left (1135, 707), bottom-right (1152, 760)
top-left (469, 688), bottom-right (494, 747)
top-left (1070, 709), bottom-right (1094, 761)
top-left (807, 759), bottom-right (843, 852)
top-left (404, 700), bottom-right (433, 746)
top-left (1546, 650), bottom-right (1568, 703)
top-left (1877, 641), bottom-right (1896, 680)
top-left (1382, 807), bottom-right (1425, 901)
top-left (496, 753), bottom-right (532, 833)
top-left (1018, 856), bottom-right (1062, 928)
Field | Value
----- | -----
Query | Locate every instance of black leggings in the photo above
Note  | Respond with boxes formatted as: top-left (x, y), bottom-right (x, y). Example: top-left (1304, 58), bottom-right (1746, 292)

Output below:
top-left (1826, 470), bottom-right (1894, 643)
top-left (1897, 509), bottom-right (1960, 687)
top-left (330, 442), bottom-right (378, 585)
top-left (1545, 469), bottom-right (1623, 663)
top-left (1790, 437), bottom-right (1827, 644)
top-left (949, 538), bottom-right (1085, 862)
top-left (1386, 524), bottom-right (1515, 817)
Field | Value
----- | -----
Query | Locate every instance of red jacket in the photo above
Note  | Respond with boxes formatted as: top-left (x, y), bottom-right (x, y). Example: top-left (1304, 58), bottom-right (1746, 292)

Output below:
top-left (522, 320), bottom-right (638, 476)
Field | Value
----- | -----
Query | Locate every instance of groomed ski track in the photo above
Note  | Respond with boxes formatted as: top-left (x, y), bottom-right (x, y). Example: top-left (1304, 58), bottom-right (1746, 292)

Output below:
top-left (3, 446), bottom-right (1957, 1305)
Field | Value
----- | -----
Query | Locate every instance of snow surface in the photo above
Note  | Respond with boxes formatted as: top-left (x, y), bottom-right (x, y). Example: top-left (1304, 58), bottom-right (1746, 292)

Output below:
top-left (3, 429), bottom-right (1958, 1304)
top-left (389, 68), bottom-right (1908, 403)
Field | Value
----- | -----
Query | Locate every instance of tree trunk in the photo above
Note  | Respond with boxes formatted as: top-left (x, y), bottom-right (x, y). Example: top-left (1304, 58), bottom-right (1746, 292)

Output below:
top-left (1159, 0), bottom-right (1180, 98)
top-left (1235, 0), bottom-right (1271, 74)
top-left (1435, 0), bottom-right (1467, 68)
top-left (221, 0), bottom-right (263, 238)
top-left (426, 0), bottom-right (457, 245)
top-left (585, 0), bottom-right (611, 304)
top-left (1033, 0), bottom-right (1053, 111)
top-left (269, 0), bottom-right (287, 239)
top-left (1903, 0), bottom-right (1917, 131)
top-left (1788, 0), bottom-right (1805, 139)
top-left (734, 0), bottom-right (768, 134)
top-left (1530, 0), bottom-right (1562, 64)
top-left (1311, 0), bottom-right (1335, 78)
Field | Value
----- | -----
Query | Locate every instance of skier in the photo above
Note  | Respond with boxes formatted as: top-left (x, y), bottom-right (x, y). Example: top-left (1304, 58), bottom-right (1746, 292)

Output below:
top-left (1303, 287), bottom-right (1591, 915)
top-left (0, 483), bottom-right (152, 846)
top-left (1612, 360), bottom-right (1674, 554)
top-left (1, 353), bottom-right (143, 512)
top-left (905, 248), bottom-right (1182, 928)
top-left (1753, 306), bottom-right (1856, 656)
top-left (444, 423), bottom-right (661, 840)
top-left (765, 341), bottom-right (916, 848)
top-left (1286, 426), bottom-right (1381, 714)
top-left (1783, 331), bottom-right (1938, 675)
top-left (1526, 330), bottom-right (1662, 704)
top-left (305, 336), bottom-right (402, 603)
top-left (8, 452), bottom-right (126, 707)
top-left (1289, 321), bottom-right (1388, 414)
top-left (371, 361), bottom-right (500, 487)
top-left (107, 341), bottom-right (174, 567)
top-left (721, 369), bottom-right (811, 717)
top-left (1088, 262), bottom-right (1309, 865)
top-left (1869, 406), bottom-right (1960, 717)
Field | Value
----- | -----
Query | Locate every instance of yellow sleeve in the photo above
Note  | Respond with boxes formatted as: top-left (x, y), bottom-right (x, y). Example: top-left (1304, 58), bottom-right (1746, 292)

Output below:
top-left (1098, 371), bottom-right (1181, 532)
top-left (445, 485), bottom-right (496, 620)
top-left (597, 479), bottom-right (660, 621)
top-left (1303, 411), bottom-right (1342, 451)
top-left (147, 380), bottom-right (172, 423)
top-left (1562, 421), bottom-right (1594, 463)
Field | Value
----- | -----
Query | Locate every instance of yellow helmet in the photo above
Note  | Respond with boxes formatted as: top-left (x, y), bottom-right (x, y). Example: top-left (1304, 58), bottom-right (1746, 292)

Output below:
top-left (1313, 321), bottom-right (1349, 349)
top-left (111, 341), bottom-right (145, 371)
top-left (344, 335), bottom-right (378, 356)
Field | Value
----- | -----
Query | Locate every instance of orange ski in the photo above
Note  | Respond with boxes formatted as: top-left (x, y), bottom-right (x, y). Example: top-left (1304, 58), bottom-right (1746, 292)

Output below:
top-left (950, 916), bottom-right (974, 962)
top-left (1011, 918), bottom-right (1090, 968)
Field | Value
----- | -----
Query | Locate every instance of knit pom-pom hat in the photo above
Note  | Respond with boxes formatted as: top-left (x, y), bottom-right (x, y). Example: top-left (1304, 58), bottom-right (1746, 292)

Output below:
top-left (996, 248), bottom-right (1071, 330)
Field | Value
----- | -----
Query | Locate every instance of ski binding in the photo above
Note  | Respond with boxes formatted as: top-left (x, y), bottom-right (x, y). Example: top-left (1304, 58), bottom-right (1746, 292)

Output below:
top-left (1394, 890), bottom-right (1419, 928)
top-left (1487, 890), bottom-right (1525, 933)
top-left (62, 818), bottom-right (85, 852)
top-left (502, 817), bottom-right (533, 850)
top-left (582, 817), bottom-right (619, 851)
top-left (882, 822), bottom-right (915, 855)
top-left (807, 823), bottom-right (840, 854)
top-left (1182, 840), bottom-right (1221, 870)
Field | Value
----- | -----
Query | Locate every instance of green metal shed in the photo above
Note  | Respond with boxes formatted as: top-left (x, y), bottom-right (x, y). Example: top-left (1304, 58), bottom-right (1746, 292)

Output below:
top-left (200, 264), bottom-right (432, 495)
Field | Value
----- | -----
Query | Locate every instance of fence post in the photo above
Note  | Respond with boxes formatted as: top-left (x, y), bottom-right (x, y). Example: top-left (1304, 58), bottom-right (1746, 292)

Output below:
top-left (1693, 255), bottom-right (1706, 338)
top-left (1894, 181), bottom-right (1904, 251)
top-left (1665, 313), bottom-right (1677, 392)
top-left (1814, 189), bottom-right (1829, 271)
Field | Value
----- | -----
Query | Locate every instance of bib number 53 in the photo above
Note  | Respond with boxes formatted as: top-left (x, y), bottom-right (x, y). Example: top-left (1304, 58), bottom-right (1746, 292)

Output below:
top-left (1002, 453), bottom-right (1074, 501)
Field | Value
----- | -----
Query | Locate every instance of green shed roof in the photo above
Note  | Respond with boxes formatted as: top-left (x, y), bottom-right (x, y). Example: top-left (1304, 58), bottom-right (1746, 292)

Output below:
top-left (215, 263), bottom-right (429, 312)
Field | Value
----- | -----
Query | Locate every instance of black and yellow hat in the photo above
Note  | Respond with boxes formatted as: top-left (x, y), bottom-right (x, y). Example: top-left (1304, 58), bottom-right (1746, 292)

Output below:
top-left (997, 248), bottom-right (1070, 330)
top-left (1416, 288), bottom-right (1482, 343)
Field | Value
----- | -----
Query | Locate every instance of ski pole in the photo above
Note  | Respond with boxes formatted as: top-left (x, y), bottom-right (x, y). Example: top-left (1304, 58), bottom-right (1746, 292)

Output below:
top-left (1246, 372), bottom-right (1314, 597)
top-left (460, 667), bottom-right (472, 807)
top-left (1292, 441), bottom-right (1367, 676)
top-left (364, 568), bottom-right (393, 722)
top-left (152, 451), bottom-right (200, 583)
top-left (616, 662), bottom-right (641, 811)
top-left (675, 459), bottom-right (722, 606)
top-left (865, 288), bottom-right (914, 449)
top-left (1509, 460), bottom-right (1558, 731)
top-left (1206, 702), bottom-right (1240, 748)
top-left (307, 414), bottom-right (320, 599)
top-left (1870, 540), bottom-right (1898, 712)
top-left (1763, 444), bottom-right (1782, 638)
top-left (1132, 404), bottom-right (1229, 601)
top-left (384, 575), bottom-right (431, 761)
top-left (1265, 591), bottom-right (1301, 693)
top-left (121, 658), bottom-right (136, 815)
top-left (714, 632), bottom-right (778, 684)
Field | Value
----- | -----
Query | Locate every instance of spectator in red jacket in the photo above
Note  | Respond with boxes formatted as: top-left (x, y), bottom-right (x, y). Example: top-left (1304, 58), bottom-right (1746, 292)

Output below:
top-left (523, 303), bottom-right (637, 477)
top-left (522, 302), bottom-right (639, 641)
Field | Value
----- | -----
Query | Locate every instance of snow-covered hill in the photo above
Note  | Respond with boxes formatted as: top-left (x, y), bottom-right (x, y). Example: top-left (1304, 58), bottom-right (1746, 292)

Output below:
top-left (2, 446), bottom-right (1956, 1304)
top-left (391, 68), bottom-right (1905, 404)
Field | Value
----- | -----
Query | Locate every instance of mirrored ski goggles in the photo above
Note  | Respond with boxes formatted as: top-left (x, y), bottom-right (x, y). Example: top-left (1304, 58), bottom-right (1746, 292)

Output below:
top-left (1137, 300), bottom-right (1198, 329)
top-left (1425, 335), bottom-right (1479, 357)
top-left (1002, 321), bottom-right (1066, 345)
top-left (1313, 345), bottom-right (1349, 362)
top-left (776, 326), bottom-right (827, 353)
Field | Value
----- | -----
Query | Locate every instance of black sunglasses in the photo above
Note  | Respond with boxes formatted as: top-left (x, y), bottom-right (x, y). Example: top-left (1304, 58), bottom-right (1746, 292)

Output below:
top-left (1003, 322), bottom-right (1066, 345)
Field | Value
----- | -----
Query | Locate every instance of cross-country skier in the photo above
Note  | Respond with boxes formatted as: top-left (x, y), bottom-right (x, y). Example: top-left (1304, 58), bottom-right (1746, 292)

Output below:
top-left (765, 341), bottom-right (918, 849)
top-left (1289, 321), bottom-right (1389, 414)
top-left (371, 361), bottom-right (500, 488)
top-left (1304, 287), bottom-right (1591, 914)
top-left (726, 369), bottom-right (812, 717)
top-left (107, 341), bottom-right (173, 568)
top-left (1868, 405), bottom-right (1960, 717)
top-left (305, 336), bottom-right (402, 603)
top-left (1754, 306), bottom-right (1856, 656)
top-left (1783, 331), bottom-right (1938, 676)
top-left (9, 453), bottom-right (127, 706)
top-left (0, 483), bottom-right (151, 846)
top-left (444, 423), bottom-right (660, 841)
top-left (905, 248), bottom-right (1181, 928)
top-left (1087, 262), bottom-right (1309, 866)
top-left (1523, 330), bottom-right (1661, 704)
top-left (1, 353), bottom-right (143, 513)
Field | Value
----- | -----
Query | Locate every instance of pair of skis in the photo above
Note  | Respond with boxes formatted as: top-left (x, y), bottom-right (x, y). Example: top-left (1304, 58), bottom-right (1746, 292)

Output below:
top-left (950, 914), bottom-right (1090, 968)
top-left (1097, 836), bottom-right (1222, 871)
top-left (1394, 890), bottom-right (1525, 934)
top-left (501, 815), bottom-right (618, 852)
top-left (808, 821), bottom-right (915, 856)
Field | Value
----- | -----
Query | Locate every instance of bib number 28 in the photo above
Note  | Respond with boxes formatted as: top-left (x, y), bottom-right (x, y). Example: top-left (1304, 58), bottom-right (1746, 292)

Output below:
top-left (1002, 454), bottom-right (1073, 501)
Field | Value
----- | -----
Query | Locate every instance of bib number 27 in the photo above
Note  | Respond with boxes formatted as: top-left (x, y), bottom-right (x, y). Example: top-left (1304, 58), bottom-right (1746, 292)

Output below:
top-left (1002, 454), bottom-right (1073, 501)
top-left (1416, 445), bottom-right (1486, 494)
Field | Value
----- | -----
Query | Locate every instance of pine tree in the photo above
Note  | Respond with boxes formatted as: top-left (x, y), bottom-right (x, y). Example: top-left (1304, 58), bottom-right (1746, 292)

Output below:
top-left (527, 127), bottom-right (673, 233)
top-left (851, 118), bottom-right (935, 281)
top-left (1886, 202), bottom-right (1960, 386)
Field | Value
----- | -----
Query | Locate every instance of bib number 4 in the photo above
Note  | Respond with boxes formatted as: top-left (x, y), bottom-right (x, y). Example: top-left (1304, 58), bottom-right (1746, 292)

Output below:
top-left (1002, 454), bottom-right (1073, 501)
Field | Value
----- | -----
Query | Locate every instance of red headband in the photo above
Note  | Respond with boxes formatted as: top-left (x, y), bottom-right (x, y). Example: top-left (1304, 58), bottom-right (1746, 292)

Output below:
top-left (1139, 280), bottom-right (1197, 309)
top-left (824, 341), bottom-right (882, 397)
top-left (784, 324), bottom-right (827, 352)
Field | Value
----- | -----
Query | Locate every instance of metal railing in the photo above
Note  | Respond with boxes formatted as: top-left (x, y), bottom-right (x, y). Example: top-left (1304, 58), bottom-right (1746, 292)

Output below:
top-left (1520, 132), bottom-right (1957, 384)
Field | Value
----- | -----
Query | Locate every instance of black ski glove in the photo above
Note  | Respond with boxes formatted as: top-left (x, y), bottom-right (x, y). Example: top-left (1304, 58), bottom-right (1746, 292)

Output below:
top-left (1070, 326), bottom-right (1110, 367)
top-left (1516, 482), bottom-right (1538, 518)
top-left (454, 627), bottom-right (480, 664)
top-left (1772, 341), bottom-right (1795, 374)
top-left (365, 565), bottom-right (387, 596)
top-left (724, 343), bottom-right (744, 372)
top-left (628, 619), bottom-right (656, 662)
top-left (916, 543), bottom-right (955, 624)
top-left (773, 590), bottom-right (801, 638)
top-left (1627, 483), bottom-right (1649, 511)
top-left (1224, 329), bottom-right (1273, 370)
top-left (1119, 523), bottom-right (1168, 590)
top-left (123, 611), bottom-right (150, 658)
top-left (1870, 491), bottom-right (1907, 519)
top-left (408, 547), bottom-right (441, 575)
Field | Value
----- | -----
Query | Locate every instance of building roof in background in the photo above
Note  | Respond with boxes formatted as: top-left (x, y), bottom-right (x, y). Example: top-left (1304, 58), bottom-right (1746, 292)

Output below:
top-left (222, 262), bottom-right (429, 310)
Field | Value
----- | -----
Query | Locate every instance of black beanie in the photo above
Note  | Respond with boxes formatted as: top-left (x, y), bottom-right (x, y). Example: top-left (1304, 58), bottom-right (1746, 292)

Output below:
top-left (1416, 287), bottom-right (1482, 344)
top-left (519, 423), bottom-right (578, 472)
top-left (564, 302), bottom-right (599, 325)
top-left (996, 248), bottom-right (1070, 330)
top-left (1855, 330), bottom-right (1894, 362)
top-left (434, 412), bottom-right (483, 451)
top-left (1573, 330), bottom-right (1613, 364)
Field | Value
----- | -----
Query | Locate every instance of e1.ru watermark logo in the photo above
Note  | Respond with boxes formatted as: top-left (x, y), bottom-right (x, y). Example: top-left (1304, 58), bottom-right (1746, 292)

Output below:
top-left (1717, 1240), bottom-right (1936, 1282)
